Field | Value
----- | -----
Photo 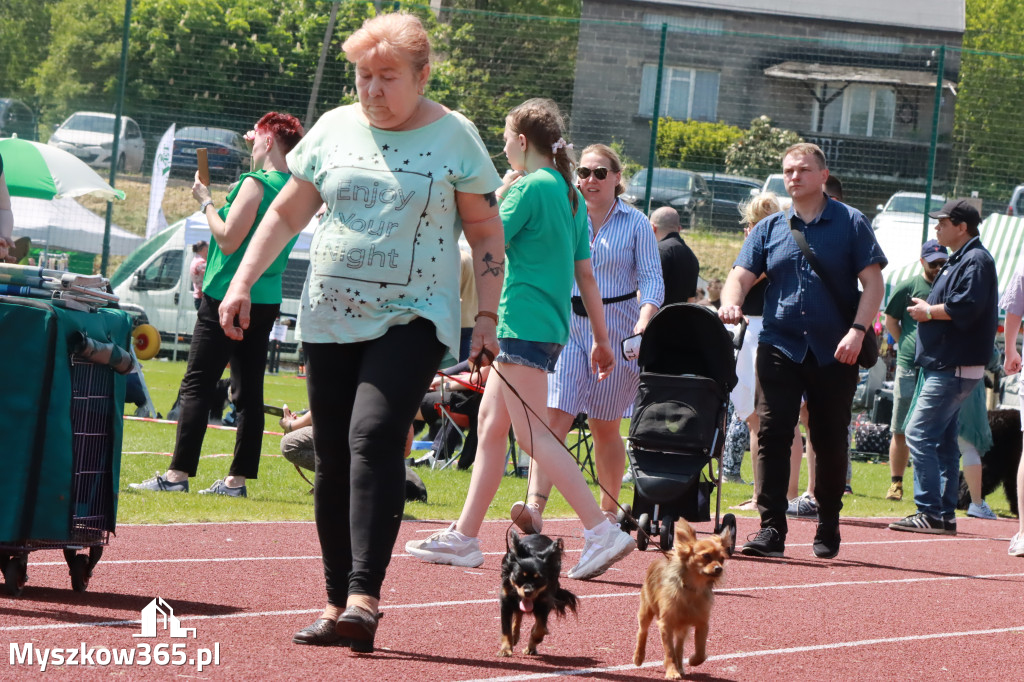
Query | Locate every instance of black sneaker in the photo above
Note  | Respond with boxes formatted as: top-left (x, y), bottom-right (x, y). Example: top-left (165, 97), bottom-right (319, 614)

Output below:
top-left (943, 518), bottom-right (957, 536)
top-left (812, 523), bottom-right (841, 559)
top-left (740, 527), bottom-right (785, 557)
top-left (888, 512), bottom-right (945, 534)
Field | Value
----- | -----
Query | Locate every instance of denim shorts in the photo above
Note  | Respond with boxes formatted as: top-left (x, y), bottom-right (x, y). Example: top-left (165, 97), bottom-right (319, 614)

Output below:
top-left (496, 338), bottom-right (563, 373)
top-left (891, 365), bottom-right (919, 434)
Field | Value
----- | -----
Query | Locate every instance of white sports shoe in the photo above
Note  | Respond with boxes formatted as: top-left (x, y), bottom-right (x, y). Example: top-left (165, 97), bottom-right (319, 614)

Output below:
top-left (1009, 532), bottom-right (1024, 557)
top-left (405, 523), bottom-right (484, 567)
top-left (567, 522), bottom-right (635, 580)
top-left (967, 500), bottom-right (997, 520)
top-left (510, 501), bottom-right (543, 534)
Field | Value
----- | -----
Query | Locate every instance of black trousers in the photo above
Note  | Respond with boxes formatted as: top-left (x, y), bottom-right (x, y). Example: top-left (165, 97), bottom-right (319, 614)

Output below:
top-left (169, 294), bottom-right (279, 478)
top-left (754, 343), bottom-right (858, 537)
top-left (306, 317), bottom-right (444, 604)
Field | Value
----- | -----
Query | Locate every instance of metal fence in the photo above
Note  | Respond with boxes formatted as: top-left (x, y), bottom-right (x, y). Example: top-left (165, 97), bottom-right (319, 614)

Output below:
top-left (6, 1), bottom-right (1024, 272)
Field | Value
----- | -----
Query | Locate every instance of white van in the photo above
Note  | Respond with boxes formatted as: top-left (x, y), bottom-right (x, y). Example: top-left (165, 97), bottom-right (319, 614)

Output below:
top-left (111, 213), bottom-right (314, 361)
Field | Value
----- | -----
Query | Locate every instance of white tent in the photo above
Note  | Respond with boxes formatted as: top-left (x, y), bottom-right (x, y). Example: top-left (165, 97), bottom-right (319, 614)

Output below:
top-left (10, 196), bottom-right (145, 256)
top-left (884, 213), bottom-right (1024, 307)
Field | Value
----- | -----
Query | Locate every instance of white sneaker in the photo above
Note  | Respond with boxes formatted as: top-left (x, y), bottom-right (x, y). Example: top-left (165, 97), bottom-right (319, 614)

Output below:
top-left (1009, 532), bottom-right (1024, 557)
top-left (510, 501), bottom-right (543, 534)
top-left (967, 501), bottom-right (997, 520)
top-left (405, 523), bottom-right (484, 567)
top-left (567, 522), bottom-right (635, 580)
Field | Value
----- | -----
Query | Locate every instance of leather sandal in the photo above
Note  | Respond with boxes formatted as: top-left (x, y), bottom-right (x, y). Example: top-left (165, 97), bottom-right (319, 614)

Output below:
top-left (335, 605), bottom-right (383, 653)
top-left (292, 618), bottom-right (345, 646)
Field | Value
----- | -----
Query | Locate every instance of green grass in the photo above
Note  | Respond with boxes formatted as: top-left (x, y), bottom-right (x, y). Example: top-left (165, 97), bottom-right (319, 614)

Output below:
top-left (684, 228), bottom-right (746, 283)
top-left (119, 361), bottom-right (1017, 525)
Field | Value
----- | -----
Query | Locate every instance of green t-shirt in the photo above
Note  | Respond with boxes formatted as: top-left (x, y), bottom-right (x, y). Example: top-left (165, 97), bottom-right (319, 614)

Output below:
top-left (497, 168), bottom-right (590, 344)
top-left (884, 273), bottom-right (933, 369)
top-left (286, 104), bottom-right (501, 355)
top-left (202, 169), bottom-right (297, 304)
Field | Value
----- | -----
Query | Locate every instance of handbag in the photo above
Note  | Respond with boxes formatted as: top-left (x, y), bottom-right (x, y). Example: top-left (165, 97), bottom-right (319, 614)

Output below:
top-left (789, 223), bottom-right (879, 369)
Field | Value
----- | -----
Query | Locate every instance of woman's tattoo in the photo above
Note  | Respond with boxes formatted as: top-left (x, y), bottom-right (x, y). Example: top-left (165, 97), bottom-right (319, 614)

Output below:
top-left (484, 191), bottom-right (497, 207)
top-left (481, 252), bottom-right (504, 277)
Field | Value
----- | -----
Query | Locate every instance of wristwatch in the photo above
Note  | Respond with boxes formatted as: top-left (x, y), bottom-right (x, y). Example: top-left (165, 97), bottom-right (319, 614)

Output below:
top-left (199, 199), bottom-right (214, 213)
top-left (851, 323), bottom-right (867, 333)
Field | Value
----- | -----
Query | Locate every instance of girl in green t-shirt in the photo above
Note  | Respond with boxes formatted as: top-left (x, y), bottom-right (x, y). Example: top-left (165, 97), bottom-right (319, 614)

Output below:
top-left (407, 99), bottom-right (637, 581)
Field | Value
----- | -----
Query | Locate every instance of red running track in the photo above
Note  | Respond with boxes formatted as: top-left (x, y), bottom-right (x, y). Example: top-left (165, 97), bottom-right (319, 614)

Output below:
top-left (2, 516), bottom-right (1023, 680)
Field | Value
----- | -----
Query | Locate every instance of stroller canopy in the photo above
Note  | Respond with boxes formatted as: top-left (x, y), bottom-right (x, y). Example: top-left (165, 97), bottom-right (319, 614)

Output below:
top-left (636, 303), bottom-right (738, 392)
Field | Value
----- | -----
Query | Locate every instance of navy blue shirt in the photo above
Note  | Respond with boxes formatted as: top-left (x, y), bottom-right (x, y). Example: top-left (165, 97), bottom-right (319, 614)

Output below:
top-left (915, 236), bottom-right (998, 370)
top-left (734, 196), bottom-right (886, 366)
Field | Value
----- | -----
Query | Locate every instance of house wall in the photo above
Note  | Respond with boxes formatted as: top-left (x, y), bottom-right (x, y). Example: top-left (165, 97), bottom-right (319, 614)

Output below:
top-left (570, 1), bottom-right (962, 181)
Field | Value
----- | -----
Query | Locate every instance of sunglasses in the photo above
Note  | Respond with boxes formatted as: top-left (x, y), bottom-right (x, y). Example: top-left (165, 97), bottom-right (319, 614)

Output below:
top-left (925, 259), bottom-right (948, 268)
top-left (577, 166), bottom-right (610, 180)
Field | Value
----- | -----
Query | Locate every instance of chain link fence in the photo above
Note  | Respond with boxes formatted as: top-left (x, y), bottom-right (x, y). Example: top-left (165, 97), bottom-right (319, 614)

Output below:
top-left (5, 1), bottom-right (1024, 274)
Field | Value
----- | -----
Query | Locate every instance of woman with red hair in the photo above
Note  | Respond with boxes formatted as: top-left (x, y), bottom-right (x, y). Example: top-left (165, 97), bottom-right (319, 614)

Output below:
top-left (130, 111), bottom-right (304, 498)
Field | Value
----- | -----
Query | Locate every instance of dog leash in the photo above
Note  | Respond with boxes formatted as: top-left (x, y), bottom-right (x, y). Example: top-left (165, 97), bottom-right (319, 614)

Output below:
top-left (466, 347), bottom-right (665, 554)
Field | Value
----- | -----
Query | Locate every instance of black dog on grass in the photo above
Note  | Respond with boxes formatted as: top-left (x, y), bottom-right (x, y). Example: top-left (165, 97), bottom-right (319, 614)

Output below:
top-left (499, 531), bottom-right (578, 657)
top-left (958, 408), bottom-right (1021, 516)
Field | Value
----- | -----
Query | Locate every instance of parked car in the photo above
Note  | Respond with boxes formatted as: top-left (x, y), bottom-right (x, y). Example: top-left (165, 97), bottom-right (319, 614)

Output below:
top-left (871, 191), bottom-right (946, 270)
top-left (47, 112), bottom-right (145, 173)
top-left (700, 173), bottom-right (761, 230)
top-left (171, 126), bottom-right (251, 182)
top-left (0, 98), bottom-right (37, 140)
top-left (621, 168), bottom-right (711, 229)
top-left (1007, 184), bottom-right (1024, 216)
top-left (750, 173), bottom-right (792, 210)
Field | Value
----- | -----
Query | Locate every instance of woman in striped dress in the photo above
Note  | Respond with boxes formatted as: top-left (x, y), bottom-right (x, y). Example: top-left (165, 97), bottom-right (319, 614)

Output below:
top-left (511, 143), bottom-right (664, 531)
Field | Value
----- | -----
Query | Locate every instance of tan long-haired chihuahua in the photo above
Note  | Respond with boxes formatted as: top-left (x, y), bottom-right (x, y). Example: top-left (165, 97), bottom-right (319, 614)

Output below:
top-left (633, 519), bottom-right (731, 679)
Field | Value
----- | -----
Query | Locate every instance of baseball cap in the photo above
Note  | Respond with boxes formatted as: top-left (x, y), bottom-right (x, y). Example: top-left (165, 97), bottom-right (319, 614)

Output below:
top-left (928, 199), bottom-right (981, 229)
top-left (920, 239), bottom-right (948, 263)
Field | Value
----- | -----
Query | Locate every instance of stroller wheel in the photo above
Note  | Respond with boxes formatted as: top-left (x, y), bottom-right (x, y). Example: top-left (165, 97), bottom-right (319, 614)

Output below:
top-left (716, 513), bottom-right (738, 556)
top-left (69, 554), bottom-right (91, 592)
top-left (659, 516), bottom-right (675, 551)
top-left (616, 503), bottom-right (634, 531)
top-left (3, 555), bottom-right (28, 597)
top-left (636, 513), bottom-right (651, 551)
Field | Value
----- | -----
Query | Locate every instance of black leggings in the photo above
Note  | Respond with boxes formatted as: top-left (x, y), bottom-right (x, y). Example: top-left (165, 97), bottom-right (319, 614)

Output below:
top-left (306, 317), bottom-right (445, 604)
top-left (169, 294), bottom-right (279, 478)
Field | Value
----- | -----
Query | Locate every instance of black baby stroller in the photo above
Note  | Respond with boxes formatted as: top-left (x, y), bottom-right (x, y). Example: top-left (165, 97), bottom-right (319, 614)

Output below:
top-left (620, 303), bottom-right (740, 553)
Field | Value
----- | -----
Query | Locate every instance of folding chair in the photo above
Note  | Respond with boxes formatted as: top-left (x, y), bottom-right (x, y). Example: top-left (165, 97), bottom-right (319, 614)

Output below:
top-left (568, 413), bottom-right (596, 480)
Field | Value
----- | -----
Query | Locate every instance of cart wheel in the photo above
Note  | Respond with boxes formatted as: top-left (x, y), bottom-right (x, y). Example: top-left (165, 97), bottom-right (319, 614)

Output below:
top-left (659, 516), bottom-right (675, 552)
top-left (636, 513), bottom-right (650, 551)
top-left (69, 554), bottom-right (91, 592)
top-left (616, 503), bottom-right (634, 531)
top-left (132, 324), bottom-right (161, 361)
top-left (717, 513), bottom-right (738, 556)
top-left (3, 555), bottom-right (28, 597)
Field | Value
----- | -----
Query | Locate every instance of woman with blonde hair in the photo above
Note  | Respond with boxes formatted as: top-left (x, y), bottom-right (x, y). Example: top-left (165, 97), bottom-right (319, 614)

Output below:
top-left (723, 191), bottom-right (803, 509)
top-left (217, 12), bottom-right (505, 651)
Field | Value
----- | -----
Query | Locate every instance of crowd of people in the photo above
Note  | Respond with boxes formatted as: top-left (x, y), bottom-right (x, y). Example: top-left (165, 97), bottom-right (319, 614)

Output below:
top-left (77, 9), bottom-right (1021, 654)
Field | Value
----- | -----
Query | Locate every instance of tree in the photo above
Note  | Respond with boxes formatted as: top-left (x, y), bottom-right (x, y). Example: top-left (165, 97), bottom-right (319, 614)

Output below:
top-left (951, 0), bottom-right (1024, 199)
top-left (0, 0), bottom-right (55, 103)
top-left (725, 116), bottom-right (803, 177)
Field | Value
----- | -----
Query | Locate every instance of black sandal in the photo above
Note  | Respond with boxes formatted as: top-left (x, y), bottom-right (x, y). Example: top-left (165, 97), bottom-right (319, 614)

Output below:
top-left (335, 606), bottom-right (383, 653)
top-left (292, 618), bottom-right (345, 646)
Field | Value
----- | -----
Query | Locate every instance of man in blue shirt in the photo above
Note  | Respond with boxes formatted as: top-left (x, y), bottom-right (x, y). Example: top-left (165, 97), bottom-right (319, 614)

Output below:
top-left (720, 143), bottom-right (886, 559)
top-left (890, 199), bottom-right (998, 535)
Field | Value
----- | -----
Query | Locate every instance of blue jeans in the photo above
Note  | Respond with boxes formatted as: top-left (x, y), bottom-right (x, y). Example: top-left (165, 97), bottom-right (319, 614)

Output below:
top-left (905, 369), bottom-right (980, 519)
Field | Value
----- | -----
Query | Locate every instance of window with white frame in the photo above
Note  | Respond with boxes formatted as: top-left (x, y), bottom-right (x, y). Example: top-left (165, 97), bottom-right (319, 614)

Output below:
top-left (639, 65), bottom-right (720, 121)
top-left (812, 83), bottom-right (896, 138)
top-left (643, 13), bottom-right (725, 35)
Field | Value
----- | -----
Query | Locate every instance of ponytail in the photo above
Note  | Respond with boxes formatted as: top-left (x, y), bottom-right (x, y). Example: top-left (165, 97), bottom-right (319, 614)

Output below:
top-left (506, 98), bottom-right (578, 214)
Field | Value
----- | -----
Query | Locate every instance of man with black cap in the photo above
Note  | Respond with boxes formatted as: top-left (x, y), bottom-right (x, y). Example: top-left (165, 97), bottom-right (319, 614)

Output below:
top-left (890, 199), bottom-right (998, 534)
top-left (882, 239), bottom-right (948, 502)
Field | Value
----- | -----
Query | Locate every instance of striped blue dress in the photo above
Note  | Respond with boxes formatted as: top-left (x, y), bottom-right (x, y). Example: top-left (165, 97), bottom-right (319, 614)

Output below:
top-left (548, 199), bottom-right (664, 420)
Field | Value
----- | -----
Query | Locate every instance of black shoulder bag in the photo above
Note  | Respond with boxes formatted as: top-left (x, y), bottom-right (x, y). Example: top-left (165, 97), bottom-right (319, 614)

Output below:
top-left (789, 223), bottom-right (878, 369)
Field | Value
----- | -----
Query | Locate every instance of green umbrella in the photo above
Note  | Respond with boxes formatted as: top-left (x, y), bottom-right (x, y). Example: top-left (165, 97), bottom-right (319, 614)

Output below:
top-left (0, 137), bottom-right (125, 201)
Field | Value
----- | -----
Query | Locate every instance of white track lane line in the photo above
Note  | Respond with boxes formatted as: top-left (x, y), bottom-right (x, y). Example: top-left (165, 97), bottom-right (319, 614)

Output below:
top-left (457, 624), bottom-right (1024, 682)
top-left (4, 572), bottom-right (1023, 634)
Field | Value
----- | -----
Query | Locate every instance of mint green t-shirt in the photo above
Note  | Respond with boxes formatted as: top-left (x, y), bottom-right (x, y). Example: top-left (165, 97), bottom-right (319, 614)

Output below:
top-left (286, 104), bottom-right (501, 355)
top-left (497, 168), bottom-right (590, 344)
top-left (202, 169), bottom-right (297, 304)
